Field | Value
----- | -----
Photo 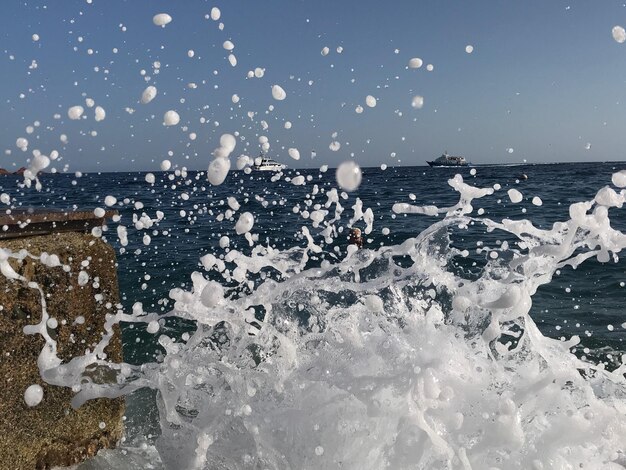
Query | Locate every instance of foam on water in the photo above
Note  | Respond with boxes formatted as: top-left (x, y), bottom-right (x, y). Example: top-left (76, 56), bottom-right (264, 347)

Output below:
top-left (4, 173), bottom-right (626, 469)
top-left (141, 86), bottom-right (157, 104)
top-left (272, 85), bottom-right (287, 101)
top-left (68, 105), bottom-right (84, 120)
top-left (4, 3), bottom-right (626, 469)
top-left (163, 111), bottom-right (180, 126)
top-left (408, 58), bottom-right (423, 69)
top-left (153, 13), bottom-right (172, 27)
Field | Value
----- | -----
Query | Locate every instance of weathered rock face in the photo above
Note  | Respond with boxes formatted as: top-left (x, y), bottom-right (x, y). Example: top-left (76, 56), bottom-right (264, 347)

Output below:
top-left (0, 232), bottom-right (124, 469)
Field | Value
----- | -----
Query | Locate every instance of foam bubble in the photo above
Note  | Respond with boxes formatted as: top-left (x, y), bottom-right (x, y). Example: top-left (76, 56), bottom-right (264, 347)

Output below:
top-left (508, 188), bottom-right (523, 203)
top-left (235, 212), bottom-right (254, 234)
top-left (163, 110), bottom-right (180, 126)
top-left (465, 45), bottom-right (474, 53)
top-left (291, 175), bottom-right (305, 185)
top-left (411, 95), bottom-right (424, 109)
top-left (160, 159), bottom-right (172, 171)
top-left (272, 85), bottom-right (287, 101)
top-left (201, 281), bottom-right (224, 307)
top-left (16, 137), bottom-right (28, 151)
top-left (147, 320), bottom-right (160, 334)
top-left (288, 148), bottom-right (300, 160)
top-left (220, 133), bottom-right (237, 153)
top-left (24, 384), bottom-right (43, 407)
top-left (408, 58), bottom-right (423, 68)
top-left (67, 106), bottom-right (84, 120)
top-left (336, 161), bottom-right (362, 191)
top-left (153, 13), bottom-right (172, 27)
top-left (612, 170), bottom-right (626, 188)
top-left (207, 157), bottom-right (231, 186)
top-left (94, 106), bottom-right (106, 122)
top-left (141, 86), bottom-right (157, 104)
top-left (219, 236), bottom-right (230, 248)
top-left (613, 26), bottom-right (626, 43)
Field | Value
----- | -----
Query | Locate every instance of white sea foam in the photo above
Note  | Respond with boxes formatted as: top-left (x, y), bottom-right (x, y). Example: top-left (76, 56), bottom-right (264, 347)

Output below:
top-left (411, 95), bottom-right (424, 109)
top-left (6, 170), bottom-right (626, 468)
top-left (94, 106), bottom-right (106, 122)
top-left (153, 13), bottom-right (172, 27)
top-left (288, 148), bottom-right (300, 160)
top-left (336, 161), bottom-right (362, 191)
top-left (613, 26), bottom-right (626, 43)
top-left (163, 110), bottom-right (180, 126)
top-left (207, 157), bottom-right (230, 186)
top-left (24, 384), bottom-right (43, 407)
top-left (235, 212), bottom-right (254, 234)
top-left (67, 106), bottom-right (84, 120)
top-left (20, 171), bottom-right (626, 469)
top-left (408, 57), bottom-right (423, 69)
top-left (6, 3), bottom-right (626, 469)
top-left (272, 85), bottom-right (286, 101)
top-left (141, 86), bottom-right (157, 104)
top-left (508, 188), bottom-right (523, 203)
top-left (16, 137), bottom-right (28, 151)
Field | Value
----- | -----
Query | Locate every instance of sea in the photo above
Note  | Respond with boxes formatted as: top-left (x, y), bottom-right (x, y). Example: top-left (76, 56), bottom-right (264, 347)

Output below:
top-left (3, 161), bottom-right (626, 469)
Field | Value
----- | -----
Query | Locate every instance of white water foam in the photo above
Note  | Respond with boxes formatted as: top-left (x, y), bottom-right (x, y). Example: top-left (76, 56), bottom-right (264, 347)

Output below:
top-left (4, 173), bottom-right (626, 469)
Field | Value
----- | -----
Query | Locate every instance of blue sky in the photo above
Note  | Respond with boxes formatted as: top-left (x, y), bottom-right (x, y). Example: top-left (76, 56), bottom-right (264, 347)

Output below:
top-left (2, 0), bottom-right (626, 171)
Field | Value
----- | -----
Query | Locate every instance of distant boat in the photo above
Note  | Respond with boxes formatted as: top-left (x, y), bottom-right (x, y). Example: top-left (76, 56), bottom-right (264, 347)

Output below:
top-left (427, 151), bottom-right (470, 167)
top-left (252, 155), bottom-right (285, 171)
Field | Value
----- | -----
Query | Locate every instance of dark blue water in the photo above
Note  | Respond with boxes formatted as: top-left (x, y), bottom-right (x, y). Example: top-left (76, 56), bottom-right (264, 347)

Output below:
top-left (3, 161), bottom-right (626, 363)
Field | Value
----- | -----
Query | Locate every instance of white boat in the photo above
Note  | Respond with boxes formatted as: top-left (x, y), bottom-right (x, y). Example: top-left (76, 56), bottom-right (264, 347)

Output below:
top-left (427, 151), bottom-right (470, 167)
top-left (253, 155), bottom-right (285, 171)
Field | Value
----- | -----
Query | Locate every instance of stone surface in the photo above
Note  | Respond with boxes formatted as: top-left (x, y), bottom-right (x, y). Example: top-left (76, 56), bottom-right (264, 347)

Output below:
top-left (0, 232), bottom-right (124, 469)
top-left (0, 209), bottom-right (117, 240)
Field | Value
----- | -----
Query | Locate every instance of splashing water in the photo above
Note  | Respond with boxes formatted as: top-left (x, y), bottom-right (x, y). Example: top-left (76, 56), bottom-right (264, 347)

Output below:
top-left (3, 2), bottom-right (626, 468)
top-left (3, 173), bottom-right (626, 469)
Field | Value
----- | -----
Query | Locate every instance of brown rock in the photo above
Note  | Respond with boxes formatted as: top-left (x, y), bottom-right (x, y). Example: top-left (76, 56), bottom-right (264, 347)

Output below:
top-left (0, 232), bottom-right (125, 470)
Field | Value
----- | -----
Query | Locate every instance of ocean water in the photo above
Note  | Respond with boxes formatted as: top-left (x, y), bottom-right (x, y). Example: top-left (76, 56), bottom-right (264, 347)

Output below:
top-left (3, 161), bottom-right (626, 469)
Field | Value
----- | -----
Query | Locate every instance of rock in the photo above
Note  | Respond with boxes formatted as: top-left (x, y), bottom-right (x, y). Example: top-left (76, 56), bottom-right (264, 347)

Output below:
top-left (0, 232), bottom-right (124, 469)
